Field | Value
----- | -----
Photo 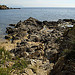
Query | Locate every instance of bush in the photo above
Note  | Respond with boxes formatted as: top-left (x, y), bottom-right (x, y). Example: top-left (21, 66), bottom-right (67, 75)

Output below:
top-left (0, 47), bottom-right (29, 74)
top-left (0, 47), bottom-right (11, 59)
top-left (12, 58), bottom-right (28, 69)
top-left (0, 68), bottom-right (10, 75)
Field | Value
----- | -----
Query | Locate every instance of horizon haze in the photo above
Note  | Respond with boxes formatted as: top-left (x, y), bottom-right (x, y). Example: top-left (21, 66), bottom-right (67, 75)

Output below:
top-left (0, 0), bottom-right (75, 8)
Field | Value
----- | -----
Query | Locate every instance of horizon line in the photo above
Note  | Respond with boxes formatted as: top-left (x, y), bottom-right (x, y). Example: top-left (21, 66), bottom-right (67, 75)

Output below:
top-left (11, 6), bottom-right (75, 8)
top-left (1, 4), bottom-right (75, 8)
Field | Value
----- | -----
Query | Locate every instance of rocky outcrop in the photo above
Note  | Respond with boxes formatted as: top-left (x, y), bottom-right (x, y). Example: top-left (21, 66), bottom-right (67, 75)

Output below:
top-left (6, 17), bottom-right (65, 63)
top-left (0, 5), bottom-right (9, 9)
top-left (4, 17), bottom-right (75, 75)
top-left (0, 5), bottom-right (20, 10)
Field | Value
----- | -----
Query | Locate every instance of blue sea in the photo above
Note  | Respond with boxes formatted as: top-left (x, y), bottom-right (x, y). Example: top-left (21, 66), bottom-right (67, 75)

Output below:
top-left (0, 7), bottom-right (75, 41)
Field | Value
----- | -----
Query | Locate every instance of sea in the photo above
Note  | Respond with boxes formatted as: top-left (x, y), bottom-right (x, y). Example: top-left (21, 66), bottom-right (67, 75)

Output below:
top-left (0, 7), bottom-right (75, 42)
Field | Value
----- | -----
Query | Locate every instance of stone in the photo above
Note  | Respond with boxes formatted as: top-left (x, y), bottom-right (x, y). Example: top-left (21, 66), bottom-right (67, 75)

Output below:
top-left (0, 5), bottom-right (9, 9)
top-left (5, 17), bottom-right (74, 75)
top-left (9, 24), bottom-right (16, 26)
top-left (50, 56), bottom-right (74, 75)
top-left (5, 35), bottom-right (11, 39)
top-left (24, 68), bottom-right (34, 75)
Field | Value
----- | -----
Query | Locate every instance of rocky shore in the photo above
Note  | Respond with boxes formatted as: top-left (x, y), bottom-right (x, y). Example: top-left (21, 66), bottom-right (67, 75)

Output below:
top-left (0, 17), bottom-right (75, 75)
top-left (0, 5), bottom-right (20, 10)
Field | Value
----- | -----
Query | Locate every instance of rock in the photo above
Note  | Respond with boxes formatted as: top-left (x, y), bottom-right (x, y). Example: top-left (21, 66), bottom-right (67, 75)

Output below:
top-left (21, 73), bottom-right (27, 75)
top-left (6, 27), bottom-right (14, 34)
top-left (30, 34), bottom-right (41, 42)
top-left (36, 69), bottom-right (47, 75)
top-left (9, 24), bottom-right (16, 26)
top-left (10, 41), bottom-right (44, 58)
top-left (45, 49), bottom-right (58, 63)
top-left (43, 21), bottom-right (48, 25)
top-left (28, 59), bottom-right (52, 75)
top-left (24, 68), bottom-right (34, 75)
top-left (57, 19), bottom-right (64, 24)
top-left (63, 19), bottom-right (75, 22)
top-left (5, 35), bottom-right (11, 39)
top-left (15, 20), bottom-right (24, 28)
top-left (5, 17), bottom-right (75, 75)
top-left (0, 5), bottom-right (21, 10)
top-left (50, 56), bottom-right (75, 75)
top-left (24, 17), bottom-right (42, 27)
top-left (0, 5), bottom-right (9, 9)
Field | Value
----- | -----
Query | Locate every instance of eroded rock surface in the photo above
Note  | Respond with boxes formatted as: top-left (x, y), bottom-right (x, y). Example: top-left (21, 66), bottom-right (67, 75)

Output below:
top-left (4, 17), bottom-right (75, 75)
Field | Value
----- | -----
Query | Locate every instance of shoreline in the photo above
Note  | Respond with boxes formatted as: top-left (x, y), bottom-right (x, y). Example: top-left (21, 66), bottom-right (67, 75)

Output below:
top-left (0, 17), bottom-right (75, 75)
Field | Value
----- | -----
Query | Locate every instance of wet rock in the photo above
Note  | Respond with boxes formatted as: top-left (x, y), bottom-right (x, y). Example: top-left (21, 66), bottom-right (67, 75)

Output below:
top-left (63, 19), bottom-right (75, 22)
top-left (9, 24), bottom-right (16, 26)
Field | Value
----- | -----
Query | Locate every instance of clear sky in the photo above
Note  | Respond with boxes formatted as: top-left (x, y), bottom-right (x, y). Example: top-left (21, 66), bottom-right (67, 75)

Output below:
top-left (0, 0), bottom-right (75, 7)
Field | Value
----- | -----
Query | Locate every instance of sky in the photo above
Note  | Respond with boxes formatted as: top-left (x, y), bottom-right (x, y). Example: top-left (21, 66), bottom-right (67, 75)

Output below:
top-left (0, 0), bottom-right (75, 7)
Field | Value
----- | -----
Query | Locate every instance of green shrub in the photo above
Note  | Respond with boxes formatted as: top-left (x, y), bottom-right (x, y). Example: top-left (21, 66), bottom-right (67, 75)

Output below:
top-left (12, 59), bottom-right (28, 69)
top-left (0, 47), bottom-right (12, 65)
top-left (0, 47), bottom-right (29, 74)
top-left (0, 47), bottom-right (11, 59)
top-left (0, 68), bottom-right (10, 75)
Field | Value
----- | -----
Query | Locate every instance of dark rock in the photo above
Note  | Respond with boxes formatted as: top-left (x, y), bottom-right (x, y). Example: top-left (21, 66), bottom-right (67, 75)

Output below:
top-left (0, 5), bottom-right (21, 10)
top-left (6, 27), bottom-right (14, 34)
top-left (5, 35), bottom-right (11, 39)
top-left (5, 17), bottom-right (75, 75)
top-left (63, 19), bottom-right (75, 22)
top-left (0, 5), bottom-right (9, 9)
top-left (9, 24), bottom-right (16, 26)
top-left (43, 21), bottom-right (48, 25)
top-left (50, 56), bottom-right (75, 75)
top-left (57, 19), bottom-right (64, 24)
top-left (15, 20), bottom-right (24, 28)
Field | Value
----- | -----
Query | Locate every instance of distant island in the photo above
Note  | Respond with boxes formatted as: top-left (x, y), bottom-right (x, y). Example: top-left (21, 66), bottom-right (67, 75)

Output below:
top-left (0, 5), bottom-right (21, 9)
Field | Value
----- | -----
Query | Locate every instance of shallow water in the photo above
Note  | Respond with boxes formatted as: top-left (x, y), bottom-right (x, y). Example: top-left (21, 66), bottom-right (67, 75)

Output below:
top-left (0, 8), bottom-right (75, 40)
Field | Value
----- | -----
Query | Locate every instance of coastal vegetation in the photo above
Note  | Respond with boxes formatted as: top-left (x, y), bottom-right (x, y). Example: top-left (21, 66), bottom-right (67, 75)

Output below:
top-left (0, 47), bottom-right (29, 75)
